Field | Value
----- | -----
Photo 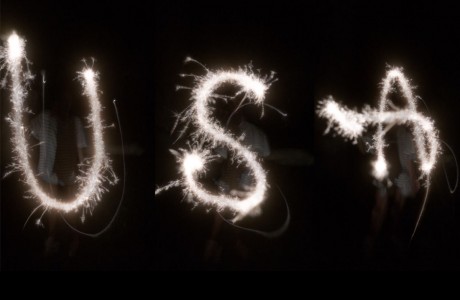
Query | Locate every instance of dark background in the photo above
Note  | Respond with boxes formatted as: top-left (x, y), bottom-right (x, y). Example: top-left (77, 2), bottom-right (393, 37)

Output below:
top-left (1, 0), bottom-right (152, 270)
top-left (2, 1), bottom-right (460, 270)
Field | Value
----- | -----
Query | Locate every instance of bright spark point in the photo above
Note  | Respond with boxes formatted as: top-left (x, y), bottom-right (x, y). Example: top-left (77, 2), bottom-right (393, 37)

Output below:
top-left (0, 33), bottom-right (117, 215)
top-left (183, 152), bottom-right (204, 173)
top-left (421, 162), bottom-right (433, 172)
top-left (83, 68), bottom-right (95, 80)
top-left (317, 67), bottom-right (440, 181)
top-left (373, 157), bottom-right (388, 180)
top-left (7, 33), bottom-right (24, 62)
top-left (156, 62), bottom-right (276, 220)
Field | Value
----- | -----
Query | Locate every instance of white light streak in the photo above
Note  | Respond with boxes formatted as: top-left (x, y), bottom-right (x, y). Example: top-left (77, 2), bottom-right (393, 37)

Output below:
top-left (317, 67), bottom-right (440, 181)
top-left (1, 32), bottom-right (117, 214)
top-left (157, 62), bottom-right (275, 220)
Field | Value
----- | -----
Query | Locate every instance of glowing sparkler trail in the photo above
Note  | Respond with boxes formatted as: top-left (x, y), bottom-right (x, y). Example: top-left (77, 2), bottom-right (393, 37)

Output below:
top-left (1, 32), bottom-right (117, 214)
top-left (317, 67), bottom-right (440, 182)
top-left (156, 59), bottom-right (276, 220)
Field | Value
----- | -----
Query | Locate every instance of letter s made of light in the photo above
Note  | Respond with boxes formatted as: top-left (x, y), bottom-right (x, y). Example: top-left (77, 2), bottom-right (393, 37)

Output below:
top-left (156, 62), bottom-right (275, 221)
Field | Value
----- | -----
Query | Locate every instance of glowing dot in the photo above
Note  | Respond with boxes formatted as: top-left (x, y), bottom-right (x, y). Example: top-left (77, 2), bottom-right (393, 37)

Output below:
top-left (373, 158), bottom-right (388, 180)
top-left (421, 163), bottom-right (432, 173)
top-left (83, 69), bottom-right (95, 81)
top-left (246, 79), bottom-right (267, 101)
top-left (183, 153), bottom-right (204, 173)
top-left (7, 33), bottom-right (23, 62)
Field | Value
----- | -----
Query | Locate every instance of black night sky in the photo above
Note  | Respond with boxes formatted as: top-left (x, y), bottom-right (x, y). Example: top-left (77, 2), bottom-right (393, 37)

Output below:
top-left (1, 1), bottom-right (460, 270)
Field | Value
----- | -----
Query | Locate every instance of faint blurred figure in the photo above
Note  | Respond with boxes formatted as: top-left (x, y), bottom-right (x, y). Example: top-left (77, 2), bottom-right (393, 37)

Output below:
top-left (364, 126), bottom-right (420, 259)
top-left (203, 112), bottom-right (270, 264)
top-left (30, 72), bottom-right (88, 258)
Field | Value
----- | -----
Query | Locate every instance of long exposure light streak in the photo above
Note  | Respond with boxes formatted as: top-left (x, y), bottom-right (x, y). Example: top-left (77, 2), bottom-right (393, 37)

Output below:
top-left (317, 67), bottom-right (439, 182)
top-left (1, 32), bottom-right (117, 214)
top-left (318, 67), bottom-right (442, 238)
top-left (156, 60), bottom-right (276, 221)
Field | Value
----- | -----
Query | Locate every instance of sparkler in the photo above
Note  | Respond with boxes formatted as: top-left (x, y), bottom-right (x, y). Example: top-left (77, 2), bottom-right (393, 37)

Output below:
top-left (317, 67), bottom-right (440, 182)
top-left (156, 59), bottom-right (276, 221)
top-left (1, 32), bottom-right (117, 214)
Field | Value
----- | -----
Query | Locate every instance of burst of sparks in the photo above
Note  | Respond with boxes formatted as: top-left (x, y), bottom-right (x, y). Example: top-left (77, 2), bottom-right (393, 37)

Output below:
top-left (317, 67), bottom-right (440, 181)
top-left (156, 60), bottom-right (276, 221)
top-left (1, 32), bottom-right (117, 214)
